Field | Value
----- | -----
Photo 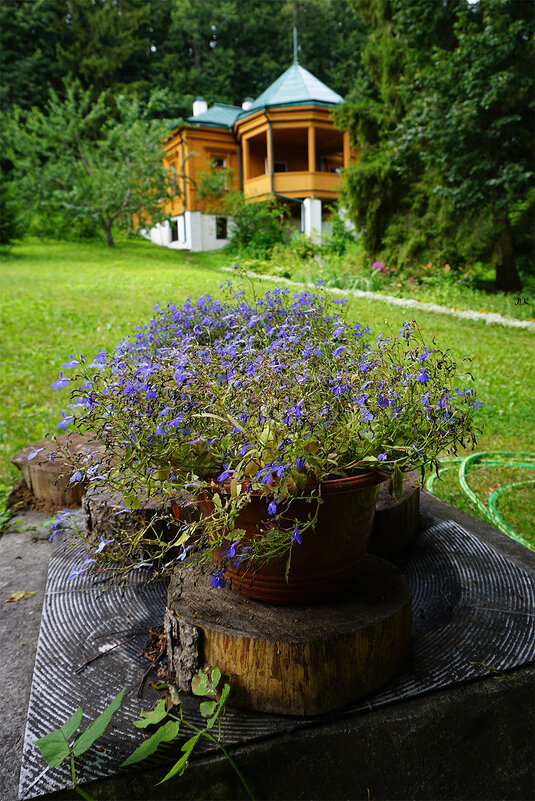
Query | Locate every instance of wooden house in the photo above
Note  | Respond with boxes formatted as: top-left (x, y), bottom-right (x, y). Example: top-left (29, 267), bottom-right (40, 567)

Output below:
top-left (145, 57), bottom-right (354, 251)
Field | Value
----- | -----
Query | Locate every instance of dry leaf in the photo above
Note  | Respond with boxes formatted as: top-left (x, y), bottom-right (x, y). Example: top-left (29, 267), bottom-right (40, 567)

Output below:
top-left (5, 591), bottom-right (36, 603)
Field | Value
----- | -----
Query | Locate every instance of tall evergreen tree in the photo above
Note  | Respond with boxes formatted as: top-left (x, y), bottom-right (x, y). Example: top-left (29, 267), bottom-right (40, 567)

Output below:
top-left (55, 0), bottom-right (151, 92)
top-left (0, 0), bottom-right (65, 111)
top-left (336, 0), bottom-right (532, 290)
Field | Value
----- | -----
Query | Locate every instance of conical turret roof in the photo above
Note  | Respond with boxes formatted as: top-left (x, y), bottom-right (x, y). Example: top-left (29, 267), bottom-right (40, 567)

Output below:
top-left (245, 63), bottom-right (344, 113)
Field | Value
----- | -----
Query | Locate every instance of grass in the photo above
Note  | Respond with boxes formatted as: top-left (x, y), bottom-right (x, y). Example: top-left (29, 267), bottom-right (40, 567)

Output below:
top-left (1, 236), bottom-right (533, 546)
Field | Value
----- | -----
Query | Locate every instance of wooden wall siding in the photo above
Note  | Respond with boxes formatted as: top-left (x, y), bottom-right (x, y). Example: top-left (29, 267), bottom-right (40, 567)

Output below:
top-left (163, 127), bottom-right (239, 215)
top-left (158, 104), bottom-right (358, 221)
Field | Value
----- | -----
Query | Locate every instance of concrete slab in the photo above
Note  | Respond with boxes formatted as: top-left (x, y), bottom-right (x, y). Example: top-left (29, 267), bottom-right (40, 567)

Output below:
top-left (0, 512), bottom-right (53, 801)
top-left (1, 496), bottom-right (534, 801)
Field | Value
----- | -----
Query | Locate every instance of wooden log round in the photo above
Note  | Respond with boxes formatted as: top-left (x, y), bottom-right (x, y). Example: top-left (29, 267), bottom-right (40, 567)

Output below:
top-left (83, 486), bottom-right (194, 554)
top-left (368, 470), bottom-right (421, 558)
top-left (166, 555), bottom-right (412, 716)
top-left (10, 434), bottom-right (101, 507)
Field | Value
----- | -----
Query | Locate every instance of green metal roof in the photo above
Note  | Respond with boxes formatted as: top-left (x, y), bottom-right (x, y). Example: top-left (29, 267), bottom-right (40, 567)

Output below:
top-left (244, 63), bottom-right (344, 113)
top-left (186, 102), bottom-right (243, 129)
top-left (183, 65), bottom-right (344, 133)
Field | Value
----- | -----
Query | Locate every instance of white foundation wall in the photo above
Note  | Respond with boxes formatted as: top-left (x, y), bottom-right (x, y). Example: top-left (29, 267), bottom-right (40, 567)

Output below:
top-left (143, 212), bottom-right (234, 252)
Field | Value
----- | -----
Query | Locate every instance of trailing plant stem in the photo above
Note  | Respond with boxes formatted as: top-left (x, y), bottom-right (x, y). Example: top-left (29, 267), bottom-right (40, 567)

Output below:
top-left (170, 715), bottom-right (256, 801)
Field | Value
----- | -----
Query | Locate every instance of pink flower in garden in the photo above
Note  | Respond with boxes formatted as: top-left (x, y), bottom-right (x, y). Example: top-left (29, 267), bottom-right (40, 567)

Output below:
top-left (409, 277), bottom-right (415, 283)
top-left (372, 261), bottom-right (384, 272)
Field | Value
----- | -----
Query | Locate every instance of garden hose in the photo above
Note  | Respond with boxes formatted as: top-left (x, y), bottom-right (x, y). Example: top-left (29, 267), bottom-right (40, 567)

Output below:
top-left (425, 451), bottom-right (535, 550)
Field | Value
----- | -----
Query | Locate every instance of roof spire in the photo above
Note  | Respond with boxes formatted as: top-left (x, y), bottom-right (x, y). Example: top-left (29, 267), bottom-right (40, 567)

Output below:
top-left (293, 26), bottom-right (299, 64)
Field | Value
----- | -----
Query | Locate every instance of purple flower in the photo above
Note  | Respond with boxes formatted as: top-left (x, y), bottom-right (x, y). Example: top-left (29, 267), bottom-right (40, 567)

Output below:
top-left (68, 555), bottom-right (95, 581)
top-left (291, 524), bottom-right (302, 545)
top-left (267, 501), bottom-right (277, 516)
top-left (27, 447), bottom-right (45, 462)
top-left (417, 370), bottom-right (429, 384)
top-left (48, 509), bottom-right (71, 542)
top-left (51, 373), bottom-right (70, 391)
top-left (95, 537), bottom-right (113, 554)
top-left (217, 465), bottom-right (233, 482)
top-left (210, 568), bottom-right (227, 589)
top-left (61, 355), bottom-right (79, 368)
top-left (224, 540), bottom-right (239, 558)
top-left (69, 470), bottom-right (83, 484)
top-left (377, 453), bottom-right (388, 462)
top-left (56, 412), bottom-right (74, 431)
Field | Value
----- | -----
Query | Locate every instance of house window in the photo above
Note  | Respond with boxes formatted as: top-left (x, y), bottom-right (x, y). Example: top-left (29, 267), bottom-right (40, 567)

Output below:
top-left (274, 162), bottom-right (287, 173)
top-left (212, 157), bottom-right (227, 169)
top-left (216, 217), bottom-right (228, 239)
top-left (170, 220), bottom-right (179, 242)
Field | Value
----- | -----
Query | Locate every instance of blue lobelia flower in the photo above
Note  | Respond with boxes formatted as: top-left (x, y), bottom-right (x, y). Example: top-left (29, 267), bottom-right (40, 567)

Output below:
top-left (51, 373), bottom-right (70, 391)
top-left (210, 568), bottom-right (227, 589)
top-left (56, 412), bottom-right (74, 431)
top-left (218, 465), bottom-right (233, 482)
top-left (417, 370), bottom-right (429, 384)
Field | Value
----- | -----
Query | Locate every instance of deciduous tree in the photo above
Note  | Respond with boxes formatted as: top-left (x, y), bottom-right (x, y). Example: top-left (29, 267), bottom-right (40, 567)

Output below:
top-left (7, 83), bottom-right (177, 247)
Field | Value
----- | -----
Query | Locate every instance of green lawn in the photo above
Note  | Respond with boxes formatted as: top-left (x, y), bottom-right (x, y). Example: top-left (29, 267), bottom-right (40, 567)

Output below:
top-left (1, 237), bottom-right (533, 545)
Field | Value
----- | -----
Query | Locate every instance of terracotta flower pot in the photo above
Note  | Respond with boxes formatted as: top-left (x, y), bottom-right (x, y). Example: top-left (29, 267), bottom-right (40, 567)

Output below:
top-left (196, 471), bottom-right (386, 605)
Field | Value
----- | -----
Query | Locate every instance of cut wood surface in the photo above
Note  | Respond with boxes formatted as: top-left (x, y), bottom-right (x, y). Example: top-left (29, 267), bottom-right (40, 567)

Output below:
top-left (166, 555), bottom-right (412, 715)
top-left (369, 470), bottom-right (421, 558)
top-left (11, 434), bottom-right (101, 507)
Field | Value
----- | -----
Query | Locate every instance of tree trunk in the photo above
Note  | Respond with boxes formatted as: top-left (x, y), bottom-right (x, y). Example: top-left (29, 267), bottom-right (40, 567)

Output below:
top-left (495, 216), bottom-right (521, 292)
top-left (100, 219), bottom-right (115, 247)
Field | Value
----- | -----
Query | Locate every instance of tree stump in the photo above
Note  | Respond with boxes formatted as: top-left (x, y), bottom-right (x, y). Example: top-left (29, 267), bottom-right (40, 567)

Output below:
top-left (165, 555), bottom-right (412, 716)
top-left (369, 470), bottom-right (421, 558)
top-left (83, 486), bottom-right (194, 553)
top-left (10, 434), bottom-right (101, 508)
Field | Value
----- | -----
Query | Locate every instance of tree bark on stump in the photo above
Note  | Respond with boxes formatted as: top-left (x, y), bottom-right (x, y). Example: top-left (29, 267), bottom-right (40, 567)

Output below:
top-left (166, 555), bottom-right (412, 716)
top-left (11, 434), bottom-right (101, 507)
top-left (369, 470), bottom-right (421, 558)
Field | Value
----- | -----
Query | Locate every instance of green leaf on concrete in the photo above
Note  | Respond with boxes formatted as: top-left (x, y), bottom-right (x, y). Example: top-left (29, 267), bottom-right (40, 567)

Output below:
top-left (158, 734), bottom-right (200, 783)
top-left (72, 687), bottom-right (126, 756)
top-left (122, 719), bottom-right (180, 766)
top-left (34, 730), bottom-right (70, 768)
top-left (133, 699), bottom-right (168, 729)
top-left (61, 706), bottom-right (83, 740)
top-left (199, 700), bottom-right (216, 718)
top-left (34, 706), bottom-right (83, 767)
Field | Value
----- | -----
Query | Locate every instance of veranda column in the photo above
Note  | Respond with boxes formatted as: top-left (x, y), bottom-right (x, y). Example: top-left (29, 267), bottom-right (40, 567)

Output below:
top-left (266, 126), bottom-right (273, 176)
top-left (308, 125), bottom-right (316, 173)
top-left (242, 136), bottom-right (250, 182)
top-left (303, 197), bottom-right (322, 243)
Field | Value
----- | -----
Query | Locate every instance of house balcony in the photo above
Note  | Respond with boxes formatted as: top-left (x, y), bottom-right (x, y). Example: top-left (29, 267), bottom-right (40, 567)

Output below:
top-left (243, 170), bottom-right (342, 201)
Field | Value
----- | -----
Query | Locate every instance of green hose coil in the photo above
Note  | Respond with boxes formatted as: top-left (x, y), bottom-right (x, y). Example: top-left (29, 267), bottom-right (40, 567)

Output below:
top-left (425, 451), bottom-right (535, 550)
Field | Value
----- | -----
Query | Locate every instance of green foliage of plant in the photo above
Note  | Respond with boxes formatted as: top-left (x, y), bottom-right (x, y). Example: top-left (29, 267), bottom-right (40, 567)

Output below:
top-left (34, 688), bottom-right (125, 800)
top-left (124, 667), bottom-right (254, 798)
top-left (336, 0), bottom-right (533, 291)
top-left (4, 82), bottom-right (176, 247)
top-left (0, 172), bottom-right (24, 247)
top-left (224, 194), bottom-right (292, 258)
top-left (0, 483), bottom-right (12, 535)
